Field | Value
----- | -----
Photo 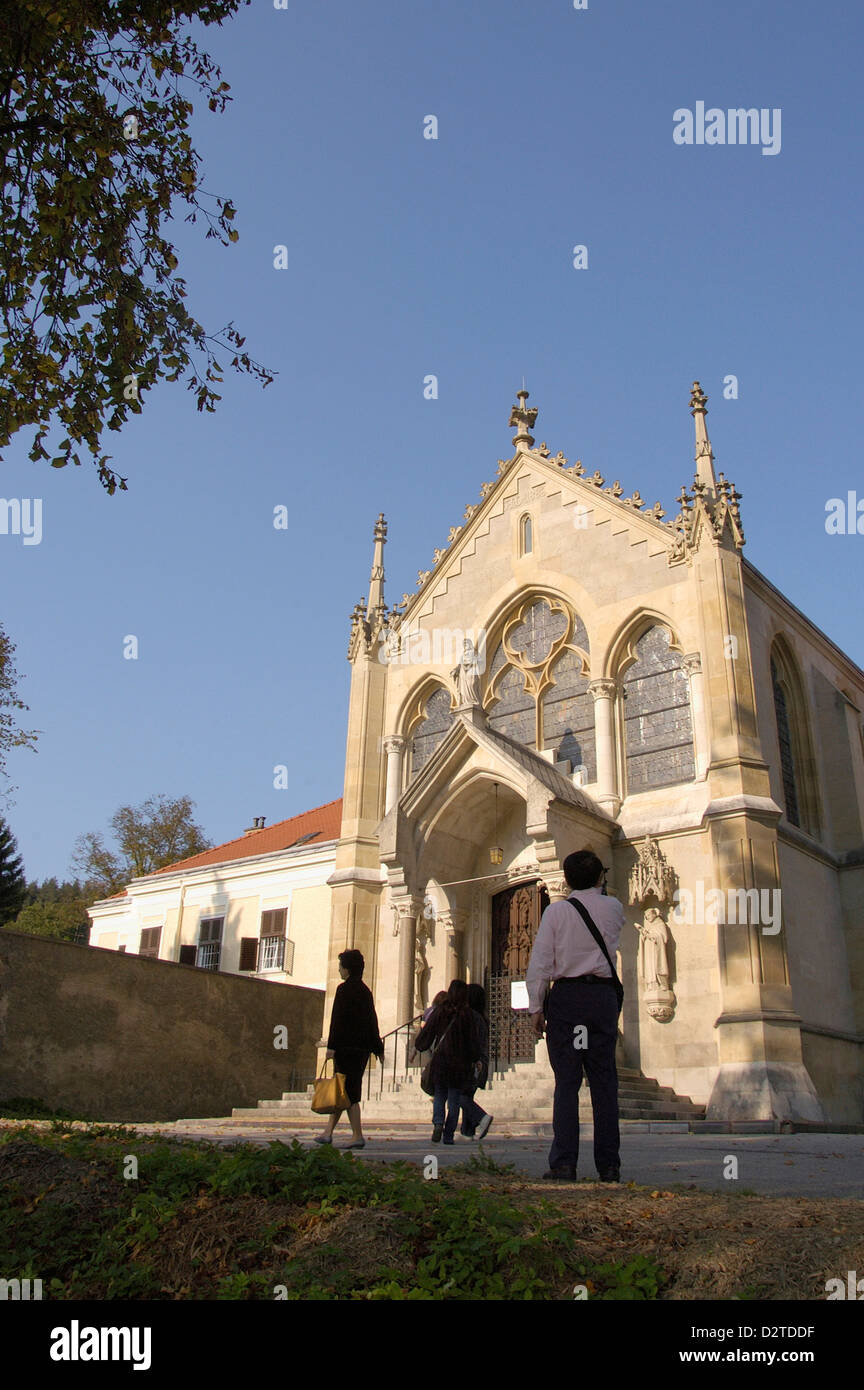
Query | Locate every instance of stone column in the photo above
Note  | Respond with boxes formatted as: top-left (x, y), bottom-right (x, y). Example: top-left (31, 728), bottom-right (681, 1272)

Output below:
top-left (393, 896), bottom-right (423, 1025)
top-left (682, 653), bottom-right (708, 779)
top-left (383, 735), bottom-right (405, 814)
top-left (589, 678), bottom-right (619, 814)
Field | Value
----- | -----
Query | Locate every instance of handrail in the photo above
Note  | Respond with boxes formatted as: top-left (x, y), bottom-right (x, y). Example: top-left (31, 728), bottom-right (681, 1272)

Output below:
top-left (365, 1011), bottom-right (426, 1101)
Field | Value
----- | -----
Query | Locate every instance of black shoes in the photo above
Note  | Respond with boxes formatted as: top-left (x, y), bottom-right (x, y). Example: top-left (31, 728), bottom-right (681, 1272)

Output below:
top-left (431, 1125), bottom-right (443, 1143)
top-left (598, 1167), bottom-right (620, 1183)
top-left (543, 1166), bottom-right (578, 1181)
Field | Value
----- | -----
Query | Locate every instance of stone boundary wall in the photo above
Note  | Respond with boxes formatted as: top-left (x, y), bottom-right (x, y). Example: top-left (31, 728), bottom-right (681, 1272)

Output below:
top-left (0, 929), bottom-right (324, 1122)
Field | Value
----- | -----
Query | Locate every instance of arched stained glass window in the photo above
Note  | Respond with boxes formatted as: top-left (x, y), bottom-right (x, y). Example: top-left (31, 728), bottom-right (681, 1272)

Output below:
top-left (487, 665), bottom-right (536, 748)
top-left (409, 686), bottom-right (454, 777)
top-left (623, 626), bottom-right (694, 791)
top-left (771, 658), bottom-right (800, 827)
top-left (541, 648), bottom-right (596, 778)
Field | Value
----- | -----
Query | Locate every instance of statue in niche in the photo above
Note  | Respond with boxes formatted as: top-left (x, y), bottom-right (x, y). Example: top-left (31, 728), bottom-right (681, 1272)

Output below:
top-left (414, 932), bottom-right (429, 1014)
top-left (451, 638), bottom-right (481, 707)
top-left (637, 908), bottom-right (670, 991)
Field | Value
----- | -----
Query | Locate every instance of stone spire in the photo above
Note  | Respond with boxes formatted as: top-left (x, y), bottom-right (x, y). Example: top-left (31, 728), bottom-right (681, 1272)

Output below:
top-left (689, 380), bottom-right (717, 493)
top-left (509, 388), bottom-right (538, 449)
top-left (366, 512), bottom-right (387, 618)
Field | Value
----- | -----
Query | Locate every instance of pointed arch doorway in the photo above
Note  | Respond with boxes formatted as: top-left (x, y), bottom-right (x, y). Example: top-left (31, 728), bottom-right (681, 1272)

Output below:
top-left (486, 880), bottom-right (549, 1068)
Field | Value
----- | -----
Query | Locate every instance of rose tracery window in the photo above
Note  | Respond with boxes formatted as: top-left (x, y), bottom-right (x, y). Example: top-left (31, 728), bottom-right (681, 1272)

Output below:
top-left (486, 597), bottom-right (592, 763)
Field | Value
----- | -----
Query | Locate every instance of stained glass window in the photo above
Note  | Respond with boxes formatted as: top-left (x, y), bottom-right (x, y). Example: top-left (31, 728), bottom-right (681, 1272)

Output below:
top-left (623, 626), bottom-right (695, 791)
top-left (410, 686), bottom-right (454, 776)
top-left (541, 648), bottom-right (596, 777)
top-left (506, 598), bottom-right (568, 667)
top-left (771, 657), bottom-right (801, 828)
top-left (487, 665), bottom-right (536, 747)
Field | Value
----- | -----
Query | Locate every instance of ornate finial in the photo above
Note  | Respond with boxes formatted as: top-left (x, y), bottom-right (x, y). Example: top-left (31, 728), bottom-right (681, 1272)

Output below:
top-left (367, 512), bottom-right (387, 617)
top-left (689, 378), bottom-right (716, 489)
top-left (509, 388), bottom-right (538, 449)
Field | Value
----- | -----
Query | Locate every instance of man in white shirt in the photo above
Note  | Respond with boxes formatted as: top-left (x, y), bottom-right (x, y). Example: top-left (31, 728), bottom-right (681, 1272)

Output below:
top-left (526, 849), bottom-right (624, 1182)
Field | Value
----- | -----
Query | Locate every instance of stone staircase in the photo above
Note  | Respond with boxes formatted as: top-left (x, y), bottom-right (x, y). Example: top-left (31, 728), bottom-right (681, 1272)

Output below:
top-left (233, 1059), bottom-right (705, 1126)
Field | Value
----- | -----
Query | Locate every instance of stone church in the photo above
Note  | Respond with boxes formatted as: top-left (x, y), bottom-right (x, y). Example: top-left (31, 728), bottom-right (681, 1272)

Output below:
top-left (324, 383), bottom-right (864, 1125)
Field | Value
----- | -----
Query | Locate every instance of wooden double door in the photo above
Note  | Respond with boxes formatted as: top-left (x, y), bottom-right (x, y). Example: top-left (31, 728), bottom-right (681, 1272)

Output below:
top-left (486, 881), bottom-right (549, 1067)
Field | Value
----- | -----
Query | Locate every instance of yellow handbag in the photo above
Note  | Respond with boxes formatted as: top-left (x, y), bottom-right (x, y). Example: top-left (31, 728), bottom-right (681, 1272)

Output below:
top-left (311, 1059), bottom-right (350, 1114)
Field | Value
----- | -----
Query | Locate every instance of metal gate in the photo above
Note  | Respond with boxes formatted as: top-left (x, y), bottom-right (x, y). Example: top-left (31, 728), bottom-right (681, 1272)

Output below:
top-left (486, 881), bottom-right (549, 1068)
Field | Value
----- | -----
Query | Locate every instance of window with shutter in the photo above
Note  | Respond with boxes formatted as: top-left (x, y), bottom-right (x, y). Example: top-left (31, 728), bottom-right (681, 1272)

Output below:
top-left (197, 916), bottom-right (224, 970)
top-left (239, 937), bottom-right (258, 972)
top-left (139, 927), bottom-right (162, 958)
top-left (178, 944), bottom-right (197, 966)
top-left (259, 907), bottom-right (287, 971)
top-left (283, 938), bottom-right (295, 975)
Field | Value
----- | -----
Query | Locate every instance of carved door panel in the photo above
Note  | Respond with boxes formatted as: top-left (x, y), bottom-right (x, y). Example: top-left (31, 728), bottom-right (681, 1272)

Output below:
top-left (486, 881), bottom-right (549, 1066)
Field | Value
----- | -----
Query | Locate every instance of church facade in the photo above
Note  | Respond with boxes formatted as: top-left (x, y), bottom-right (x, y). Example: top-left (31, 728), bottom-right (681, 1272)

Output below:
top-left (324, 383), bottom-right (864, 1125)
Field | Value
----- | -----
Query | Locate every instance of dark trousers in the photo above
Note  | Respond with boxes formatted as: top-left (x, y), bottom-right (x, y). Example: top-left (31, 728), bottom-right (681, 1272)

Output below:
top-left (545, 977), bottom-right (619, 1174)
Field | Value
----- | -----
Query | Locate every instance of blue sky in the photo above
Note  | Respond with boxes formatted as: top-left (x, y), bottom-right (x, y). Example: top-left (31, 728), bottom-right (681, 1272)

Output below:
top-left (2, 0), bottom-right (862, 880)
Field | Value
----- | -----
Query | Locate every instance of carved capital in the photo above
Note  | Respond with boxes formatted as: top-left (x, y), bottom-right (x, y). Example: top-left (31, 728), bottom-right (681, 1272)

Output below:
top-left (540, 875), bottom-right (570, 902)
top-left (383, 735), bottom-right (405, 756)
top-left (588, 678), bottom-right (617, 703)
top-left (681, 652), bottom-right (702, 678)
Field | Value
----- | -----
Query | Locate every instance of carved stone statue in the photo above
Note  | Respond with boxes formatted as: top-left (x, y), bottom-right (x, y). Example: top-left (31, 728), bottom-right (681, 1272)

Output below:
top-left (414, 932), bottom-right (429, 1014)
top-left (451, 638), bottom-right (481, 707)
top-left (637, 908), bottom-right (670, 991)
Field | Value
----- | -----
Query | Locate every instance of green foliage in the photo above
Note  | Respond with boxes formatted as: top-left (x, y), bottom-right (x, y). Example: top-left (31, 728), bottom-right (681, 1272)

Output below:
top-left (0, 626), bottom-right (37, 793)
top-left (574, 1253), bottom-right (669, 1300)
top-left (0, 0), bottom-right (274, 493)
top-left (71, 792), bottom-right (211, 894)
top-left (0, 1097), bottom-right (77, 1119)
top-left (0, 1129), bottom-right (670, 1302)
top-left (0, 815), bottom-right (26, 924)
top-left (11, 893), bottom-right (90, 942)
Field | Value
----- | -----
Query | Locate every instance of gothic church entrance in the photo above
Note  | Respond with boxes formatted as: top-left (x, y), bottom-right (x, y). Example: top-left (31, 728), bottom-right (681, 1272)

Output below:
top-left (486, 881), bottom-right (549, 1068)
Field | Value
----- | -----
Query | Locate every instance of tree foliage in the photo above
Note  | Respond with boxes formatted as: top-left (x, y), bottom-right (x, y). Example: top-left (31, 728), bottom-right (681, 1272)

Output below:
top-left (0, 625), bottom-right (37, 793)
top-left (0, 816), bottom-right (27, 925)
top-left (11, 876), bottom-right (92, 941)
top-left (72, 791), bottom-right (210, 895)
top-left (0, 0), bottom-right (272, 493)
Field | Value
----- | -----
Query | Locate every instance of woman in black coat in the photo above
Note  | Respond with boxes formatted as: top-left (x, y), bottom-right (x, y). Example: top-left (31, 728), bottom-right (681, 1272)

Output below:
top-left (315, 949), bottom-right (384, 1150)
top-left (413, 979), bottom-right (482, 1145)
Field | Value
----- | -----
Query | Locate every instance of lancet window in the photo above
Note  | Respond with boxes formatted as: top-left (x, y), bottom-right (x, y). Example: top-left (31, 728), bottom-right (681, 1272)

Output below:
top-left (409, 685), bottom-right (454, 777)
top-left (770, 641), bottom-right (819, 836)
top-left (622, 625), bottom-right (694, 792)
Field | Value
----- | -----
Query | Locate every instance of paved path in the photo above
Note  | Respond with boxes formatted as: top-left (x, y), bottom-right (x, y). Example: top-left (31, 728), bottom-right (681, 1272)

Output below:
top-left (132, 1119), bottom-right (864, 1198)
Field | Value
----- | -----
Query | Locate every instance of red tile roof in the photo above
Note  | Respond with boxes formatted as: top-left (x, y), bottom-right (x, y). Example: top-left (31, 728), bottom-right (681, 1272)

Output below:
top-left (147, 798), bottom-right (343, 877)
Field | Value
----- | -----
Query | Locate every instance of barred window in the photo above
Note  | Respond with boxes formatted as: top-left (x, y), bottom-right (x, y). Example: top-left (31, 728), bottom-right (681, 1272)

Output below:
top-left (196, 916), bottom-right (224, 972)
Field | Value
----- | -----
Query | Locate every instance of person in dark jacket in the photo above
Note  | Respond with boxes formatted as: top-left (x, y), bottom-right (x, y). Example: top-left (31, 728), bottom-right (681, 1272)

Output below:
top-left (459, 983), bottom-right (492, 1140)
top-left (413, 979), bottom-right (482, 1145)
top-left (315, 949), bottom-right (384, 1150)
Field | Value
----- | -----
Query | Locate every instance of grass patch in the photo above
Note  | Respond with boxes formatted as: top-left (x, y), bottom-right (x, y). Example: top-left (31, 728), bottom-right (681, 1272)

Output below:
top-left (0, 1123), bottom-right (861, 1300)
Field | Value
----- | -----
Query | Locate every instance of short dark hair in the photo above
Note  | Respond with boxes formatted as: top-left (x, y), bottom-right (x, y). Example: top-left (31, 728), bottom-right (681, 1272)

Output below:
top-left (338, 949), bottom-right (364, 979)
top-left (563, 850), bottom-right (605, 891)
top-left (467, 982), bottom-right (486, 1014)
top-left (447, 979), bottom-right (468, 1008)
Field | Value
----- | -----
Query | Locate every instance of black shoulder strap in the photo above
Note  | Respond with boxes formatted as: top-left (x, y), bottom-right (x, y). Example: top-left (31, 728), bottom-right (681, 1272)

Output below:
top-left (566, 896), bottom-right (623, 1008)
